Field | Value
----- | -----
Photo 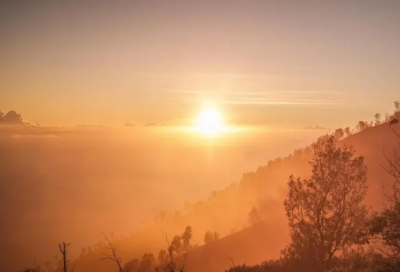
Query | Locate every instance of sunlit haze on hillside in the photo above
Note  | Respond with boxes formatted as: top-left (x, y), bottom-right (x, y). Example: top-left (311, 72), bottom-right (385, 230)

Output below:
top-left (1, 1), bottom-right (400, 272)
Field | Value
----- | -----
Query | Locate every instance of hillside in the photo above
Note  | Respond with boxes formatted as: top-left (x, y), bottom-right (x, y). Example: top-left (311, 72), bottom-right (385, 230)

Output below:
top-left (0, 125), bottom-right (324, 272)
top-left (181, 221), bottom-right (287, 272)
top-left (69, 118), bottom-right (400, 272)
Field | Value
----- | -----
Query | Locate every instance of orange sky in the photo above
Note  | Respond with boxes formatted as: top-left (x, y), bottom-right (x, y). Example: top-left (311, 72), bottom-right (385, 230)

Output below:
top-left (1, 1), bottom-right (400, 127)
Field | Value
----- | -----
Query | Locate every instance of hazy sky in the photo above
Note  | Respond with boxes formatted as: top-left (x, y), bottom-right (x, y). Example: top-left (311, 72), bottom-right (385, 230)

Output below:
top-left (1, 0), bottom-right (399, 127)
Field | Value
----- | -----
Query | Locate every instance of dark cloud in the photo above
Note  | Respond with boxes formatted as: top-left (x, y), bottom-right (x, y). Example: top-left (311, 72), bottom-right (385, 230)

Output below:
top-left (0, 110), bottom-right (30, 125)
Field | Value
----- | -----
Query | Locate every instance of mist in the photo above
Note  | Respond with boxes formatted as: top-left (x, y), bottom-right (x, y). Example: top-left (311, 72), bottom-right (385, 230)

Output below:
top-left (0, 124), bottom-right (326, 271)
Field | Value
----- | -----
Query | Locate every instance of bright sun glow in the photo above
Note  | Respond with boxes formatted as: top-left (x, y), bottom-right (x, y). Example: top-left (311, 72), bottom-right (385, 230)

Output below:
top-left (195, 108), bottom-right (225, 135)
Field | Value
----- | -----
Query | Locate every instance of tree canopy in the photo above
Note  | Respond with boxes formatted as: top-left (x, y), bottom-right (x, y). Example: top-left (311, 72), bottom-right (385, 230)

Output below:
top-left (283, 135), bottom-right (369, 271)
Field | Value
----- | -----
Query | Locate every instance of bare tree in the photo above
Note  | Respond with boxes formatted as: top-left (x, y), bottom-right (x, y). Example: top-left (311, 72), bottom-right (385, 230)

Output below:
top-left (157, 227), bottom-right (192, 272)
top-left (99, 233), bottom-right (123, 272)
top-left (158, 233), bottom-right (180, 272)
top-left (58, 242), bottom-right (74, 272)
top-left (227, 255), bottom-right (238, 272)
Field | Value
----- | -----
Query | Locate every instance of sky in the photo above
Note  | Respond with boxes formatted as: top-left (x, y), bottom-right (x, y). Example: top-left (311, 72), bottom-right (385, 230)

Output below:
top-left (1, 0), bottom-right (400, 127)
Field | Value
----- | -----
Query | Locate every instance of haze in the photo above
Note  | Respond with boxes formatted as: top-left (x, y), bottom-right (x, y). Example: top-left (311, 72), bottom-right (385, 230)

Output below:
top-left (1, 1), bottom-right (400, 272)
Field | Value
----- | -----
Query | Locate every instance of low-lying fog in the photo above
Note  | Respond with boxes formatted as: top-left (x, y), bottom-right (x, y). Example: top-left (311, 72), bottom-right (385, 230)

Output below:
top-left (0, 125), bottom-right (326, 271)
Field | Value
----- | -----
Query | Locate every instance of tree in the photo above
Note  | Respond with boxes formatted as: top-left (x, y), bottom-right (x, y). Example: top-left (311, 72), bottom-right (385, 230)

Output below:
top-left (385, 113), bottom-right (391, 123)
top-left (80, 247), bottom-right (87, 257)
top-left (214, 232), bottom-right (220, 241)
top-left (283, 135), bottom-right (369, 271)
top-left (369, 121), bottom-right (400, 258)
top-left (99, 233), bottom-right (123, 272)
top-left (344, 127), bottom-right (351, 137)
top-left (157, 226), bottom-right (193, 272)
top-left (137, 253), bottom-right (156, 272)
top-left (370, 205), bottom-right (400, 258)
top-left (357, 121), bottom-right (367, 131)
top-left (158, 250), bottom-right (169, 267)
top-left (333, 128), bottom-right (344, 140)
top-left (123, 259), bottom-right (139, 272)
top-left (170, 236), bottom-right (182, 256)
top-left (394, 101), bottom-right (400, 113)
top-left (204, 231), bottom-right (214, 244)
top-left (249, 206), bottom-right (262, 225)
top-left (58, 242), bottom-right (74, 272)
top-left (181, 226), bottom-right (192, 251)
top-left (374, 113), bottom-right (382, 125)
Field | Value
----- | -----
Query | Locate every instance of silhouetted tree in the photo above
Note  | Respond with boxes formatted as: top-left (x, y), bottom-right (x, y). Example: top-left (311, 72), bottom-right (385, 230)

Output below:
top-left (204, 231), bottom-right (214, 244)
top-left (181, 226), bottom-right (192, 251)
top-left (390, 118), bottom-right (399, 128)
top-left (394, 101), bottom-right (400, 113)
top-left (334, 128), bottom-right (344, 140)
top-left (283, 135), bottom-right (369, 271)
top-left (157, 227), bottom-right (193, 272)
top-left (170, 236), bottom-right (182, 256)
top-left (385, 113), bottom-right (391, 123)
top-left (158, 250), bottom-right (169, 267)
top-left (214, 232), bottom-right (220, 241)
top-left (58, 242), bottom-right (74, 272)
top-left (137, 253), bottom-right (156, 272)
top-left (99, 233), bottom-right (123, 272)
top-left (80, 247), bottom-right (86, 257)
top-left (374, 113), bottom-right (382, 125)
top-left (357, 121), bottom-right (367, 131)
top-left (248, 206), bottom-right (262, 225)
top-left (344, 127), bottom-right (351, 137)
top-left (370, 122), bottom-right (400, 259)
top-left (122, 259), bottom-right (139, 272)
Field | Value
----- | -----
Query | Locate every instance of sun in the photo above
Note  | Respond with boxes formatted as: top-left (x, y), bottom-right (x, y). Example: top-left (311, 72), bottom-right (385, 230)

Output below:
top-left (195, 107), bottom-right (225, 135)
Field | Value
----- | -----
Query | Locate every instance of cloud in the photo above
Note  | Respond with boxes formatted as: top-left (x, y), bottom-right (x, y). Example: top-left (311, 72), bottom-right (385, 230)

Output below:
top-left (0, 110), bottom-right (26, 125)
top-left (303, 125), bottom-right (328, 130)
top-left (124, 123), bottom-right (135, 127)
top-left (222, 90), bottom-right (353, 108)
top-left (76, 124), bottom-right (103, 128)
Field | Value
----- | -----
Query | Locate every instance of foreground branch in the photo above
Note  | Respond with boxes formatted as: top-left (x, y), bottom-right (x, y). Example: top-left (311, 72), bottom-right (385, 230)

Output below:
top-left (99, 232), bottom-right (123, 272)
